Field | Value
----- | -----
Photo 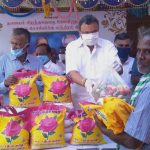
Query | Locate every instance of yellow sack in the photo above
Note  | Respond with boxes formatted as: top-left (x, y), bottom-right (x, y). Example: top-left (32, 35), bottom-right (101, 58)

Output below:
top-left (9, 69), bottom-right (41, 108)
top-left (0, 107), bottom-right (30, 150)
top-left (30, 104), bottom-right (66, 149)
top-left (40, 69), bottom-right (72, 103)
top-left (96, 97), bottom-right (134, 134)
top-left (68, 110), bottom-right (105, 145)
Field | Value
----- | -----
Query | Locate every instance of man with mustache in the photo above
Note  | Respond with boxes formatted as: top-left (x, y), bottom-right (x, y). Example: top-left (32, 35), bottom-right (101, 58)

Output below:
top-left (95, 27), bottom-right (150, 150)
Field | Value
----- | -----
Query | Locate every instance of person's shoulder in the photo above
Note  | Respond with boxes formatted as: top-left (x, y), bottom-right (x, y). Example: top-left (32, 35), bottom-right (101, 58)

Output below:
top-left (27, 54), bottom-right (42, 65)
top-left (66, 38), bottom-right (81, 49)
top-left (44, 60), bottom-right (62, 74)
top-left (0, 53), bottom-right (10, 61)
top-left (99, 37), bottom-right (114, 46)
top-left (128, 56), bottom-right (134, 61)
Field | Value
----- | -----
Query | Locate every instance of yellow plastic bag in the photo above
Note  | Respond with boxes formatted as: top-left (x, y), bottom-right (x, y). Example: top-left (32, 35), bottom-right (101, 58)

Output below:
top-left (68, 110), bottom-right (105, 145)
top-left (96, 97), bottom-right (134, 134)
top-left (9, 69), bottom-right (41, 108)
top-left (30, 104), bottom-right (66, 149)
top-left (40, 69), bottom-right (72, 103)
top-left (0, 107), bottom-right (30, 150)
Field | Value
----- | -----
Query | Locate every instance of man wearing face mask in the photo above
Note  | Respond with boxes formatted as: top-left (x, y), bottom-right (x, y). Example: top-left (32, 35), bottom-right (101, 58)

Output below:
top-left (114, 33), bottom-right (134, 89)
top-left (35, 43), bottom-right (62, 74)
top-left (0, 28), bottom-right (42, 105)
top-left (66, 14), bottom-right (122, 109)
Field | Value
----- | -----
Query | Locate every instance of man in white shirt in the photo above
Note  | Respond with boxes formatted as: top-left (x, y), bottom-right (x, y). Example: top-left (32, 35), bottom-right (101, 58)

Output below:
top-left (114, 33), bottom-right (134, 89)
top-left (66, 14), bottom-right (122, 109)
top-left (35, 44), bottom-right (62, 74)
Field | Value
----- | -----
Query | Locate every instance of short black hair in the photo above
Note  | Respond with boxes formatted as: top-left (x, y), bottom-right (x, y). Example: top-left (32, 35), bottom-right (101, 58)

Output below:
top-left (13, 28), bottom-right (30, 42)
top-left (36, 43), bottom-right (51, 53)
top-left (114, 32), bottom-right (131, 42)
top-left (79, 14), bottom-right (99, 31)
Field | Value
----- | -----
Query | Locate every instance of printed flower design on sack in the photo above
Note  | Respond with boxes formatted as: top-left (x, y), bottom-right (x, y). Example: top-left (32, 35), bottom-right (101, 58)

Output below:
top-left (49, 79), bottom-right (67, 100)
top-left (78, 118), bottom-right (95, 138)
top-left (14, 83), bottom-right (31, 102)
top-left (3, 120), bottom-right (21, 144)
top-left (38, 116), bottom-right (58, 140)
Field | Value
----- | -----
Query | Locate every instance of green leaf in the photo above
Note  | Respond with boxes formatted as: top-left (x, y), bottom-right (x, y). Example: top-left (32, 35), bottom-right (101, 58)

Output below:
top-left (12, 135), bottom-right (19, 140)
top-left (42, 133), bottom-right (48, 139)
top-left (6, 137), bottom-right (11, 144)
top-left (48, 131), bottom-right (55, 136)
top-left (53, 95), bottom-right (58, 99)
top-left (54, 116), bottom-right (57, 119)
top-left (27, 81), bottom-right (30, 85)
top-left (87, 131), bottom-right (93, 135)
top-left (24, 96), bottom-right (30, 100)
top-left (81, 132), bottom-right (87, 138)
top-left (59, 94), bottom-right (64, 97)
top-left (64, 80), bottom-right (67, 83)
top-left (18, 98), bottom-right (23, 102)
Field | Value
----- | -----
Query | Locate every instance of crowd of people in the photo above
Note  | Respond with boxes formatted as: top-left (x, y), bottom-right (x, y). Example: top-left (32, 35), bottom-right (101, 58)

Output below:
top-left (0, 14), bottom-right (149, 149)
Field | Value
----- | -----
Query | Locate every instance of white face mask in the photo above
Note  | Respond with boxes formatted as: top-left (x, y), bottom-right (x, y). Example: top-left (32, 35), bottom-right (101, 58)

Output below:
top-left (81, 32), bottom-right (99, 46)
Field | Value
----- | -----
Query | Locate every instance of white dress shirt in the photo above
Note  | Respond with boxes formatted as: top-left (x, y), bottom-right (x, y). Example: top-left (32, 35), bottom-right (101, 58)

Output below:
top-left (121, 57), bottom-right (134, 89)
top-left (44, 60), bottom-right (63, 74)
top-left (66, 37), bottom-right (121, 109)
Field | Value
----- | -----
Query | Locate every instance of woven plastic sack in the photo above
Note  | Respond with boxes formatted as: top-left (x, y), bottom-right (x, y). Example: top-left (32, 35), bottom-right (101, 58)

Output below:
top-left (30, 103), bottom-right (66, 149)
top-left (9, 68), bottom-right (41, 108)
top-left (0, 106), bottom-right (30, 150)
top-left (40, 68), bottom-right (72, 104)
top-left (92, 69), bottom-right (131, 101)
top-left (68, 110), bottom-right (105, 145)
top-left (96, 97), bottom-right (134, 134)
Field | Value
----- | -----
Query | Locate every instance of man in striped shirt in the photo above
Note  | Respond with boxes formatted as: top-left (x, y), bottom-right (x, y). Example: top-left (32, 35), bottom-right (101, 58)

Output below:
top-left (95, 27), bottom-right (150, 150)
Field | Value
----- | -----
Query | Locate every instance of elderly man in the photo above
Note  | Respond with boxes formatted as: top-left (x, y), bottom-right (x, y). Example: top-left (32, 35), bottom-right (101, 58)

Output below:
top-left (95, 27), bottom-right (150, 149)
top-left (0, 28), bottom-right (42, 105)
top-left (66, 14), bottom-right (122, 109)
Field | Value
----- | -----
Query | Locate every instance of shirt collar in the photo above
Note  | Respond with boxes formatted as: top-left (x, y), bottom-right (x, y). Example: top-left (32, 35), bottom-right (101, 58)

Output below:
top-left (10, 53), bottom-right (31, 63)
top-left (77, 37), bottom-right (102, 48)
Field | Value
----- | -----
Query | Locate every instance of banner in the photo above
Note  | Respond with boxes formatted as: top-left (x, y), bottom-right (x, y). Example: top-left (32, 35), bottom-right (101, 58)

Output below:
top-left (0, 11), bottom-right (126, 55)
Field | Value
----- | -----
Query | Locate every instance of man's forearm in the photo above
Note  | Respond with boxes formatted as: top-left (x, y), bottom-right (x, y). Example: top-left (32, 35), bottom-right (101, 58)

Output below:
top-left (100, 125), bottom-right (142, 149)
top-left (68, 71), bottom-right (86, 87)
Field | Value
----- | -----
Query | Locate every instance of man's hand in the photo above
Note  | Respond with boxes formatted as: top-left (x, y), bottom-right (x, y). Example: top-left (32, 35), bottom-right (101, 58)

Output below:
top-left (4, 75), bottom-right (18, 87)
top-left (85, 79), bottom-right (95, 94)
top-left (94, 113), bottom-right (106, 131)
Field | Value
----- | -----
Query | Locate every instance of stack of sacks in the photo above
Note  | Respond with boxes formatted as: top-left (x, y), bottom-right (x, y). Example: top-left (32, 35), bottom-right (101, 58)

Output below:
top-left (9, 68), bottom-right (41, 108)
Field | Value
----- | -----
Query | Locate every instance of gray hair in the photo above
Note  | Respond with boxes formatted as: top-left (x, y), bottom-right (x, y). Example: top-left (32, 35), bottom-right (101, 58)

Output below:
top-left (12, 28), bottom-right (30, 42)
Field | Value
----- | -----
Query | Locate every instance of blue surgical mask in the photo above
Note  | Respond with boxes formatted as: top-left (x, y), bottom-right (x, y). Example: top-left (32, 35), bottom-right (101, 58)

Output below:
top-left (11, 48), bottom-right (24, 58)
top-left (37, 55), bottom-right (49, 65)
top-left (117, 47), bottom-right (131, 62)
